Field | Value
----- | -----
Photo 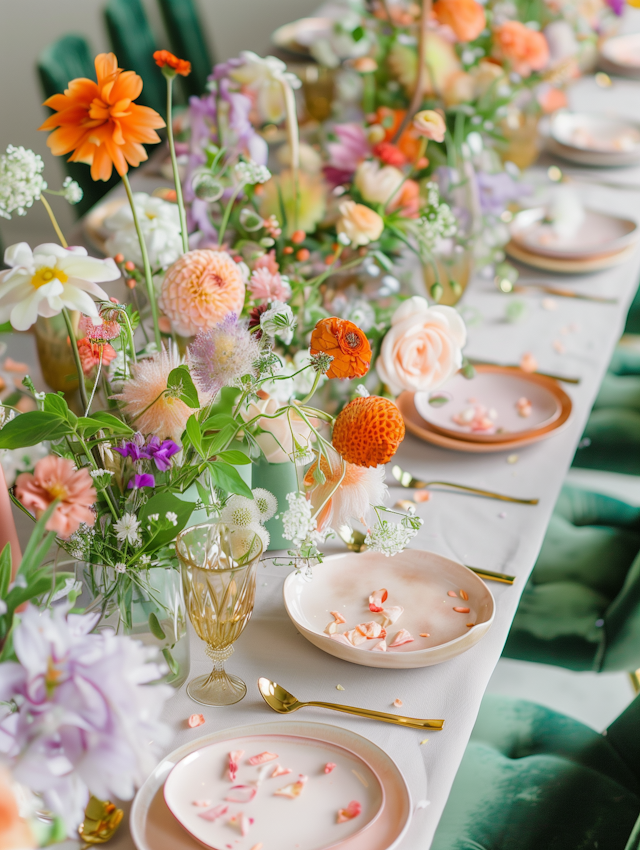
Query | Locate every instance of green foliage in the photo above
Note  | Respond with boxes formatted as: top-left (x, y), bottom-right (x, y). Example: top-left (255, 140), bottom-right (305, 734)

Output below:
top-left (167, 365), bottom-right (200, 409)
top-left (207, 461), bottom-right (253, 499)
top-left (138, 492), bottom-right (195, 548)
top-left (0, 411), bottom-right (72, 448)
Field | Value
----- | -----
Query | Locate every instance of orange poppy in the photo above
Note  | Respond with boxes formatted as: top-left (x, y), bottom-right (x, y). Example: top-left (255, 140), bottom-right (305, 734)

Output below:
top-left (372, 107), bottom-right (422, 162)
top-left (39, 53), bottom-right (165, 182)
top-left (153, 50), bottom-right (192, 77)
top-left (332, 396), bottom-right (405, 468)
top-left (310, 317), bottom-right (372, 380)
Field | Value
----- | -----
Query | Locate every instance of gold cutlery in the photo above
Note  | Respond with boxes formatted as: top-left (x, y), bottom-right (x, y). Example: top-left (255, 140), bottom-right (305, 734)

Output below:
top-left (547, 164), bottom-right (640, 193)
top-left (467, 359), bottom-right (580, 384)
top-left (391, 465), bottom-right (539, 505)
top-left (466, 566), bottom-right (515, 585)
top-left (497, 278), bottom-right (618, 304)
top-left (258, 677), bottom-right (445, 730)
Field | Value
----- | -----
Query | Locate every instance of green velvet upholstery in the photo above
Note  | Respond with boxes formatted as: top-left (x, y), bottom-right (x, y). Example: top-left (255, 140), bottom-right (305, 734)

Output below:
top-left (104, 0), bottom-right (166, 117)
top-left (158, 0), bottom-right (213, 97)
top-left (432, 692), bottom-right (640, 850)
top-left (625, 278), bottom-right (640, 335)
top-left (37, 35), bottom-right (120, 217)
top-left (503, 485), bottom-right (640, 671)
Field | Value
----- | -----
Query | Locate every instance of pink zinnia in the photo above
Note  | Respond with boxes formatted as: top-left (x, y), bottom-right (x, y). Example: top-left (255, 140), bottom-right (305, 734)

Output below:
top-left (248, 268), bottom-right (291, 303)
top-left (15, 456), bottom-right (96, 539)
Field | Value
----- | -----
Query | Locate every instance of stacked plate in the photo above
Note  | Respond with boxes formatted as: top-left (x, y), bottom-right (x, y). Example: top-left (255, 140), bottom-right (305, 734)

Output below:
top-left (131, 720), bottom-right (412, 850)
top-left (506, 205), bottom-right (639, 273)
top-left (599, 33), bottom-right (640, 80)
top-left (397, 365), bottom-right (572, 453)
top-left (546, 111), bottom-right (640, 167)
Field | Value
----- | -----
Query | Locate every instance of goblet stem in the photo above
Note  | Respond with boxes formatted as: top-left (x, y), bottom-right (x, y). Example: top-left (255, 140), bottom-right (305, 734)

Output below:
top-left (186, 644), bottom-right (247, 706)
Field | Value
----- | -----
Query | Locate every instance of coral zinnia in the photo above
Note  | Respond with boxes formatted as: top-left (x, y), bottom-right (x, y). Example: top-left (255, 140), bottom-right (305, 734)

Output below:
top-left (159, 249), bottom-right (245, 337)
top-left (113, 344), bottom-right (194, 442)
top-left (77, 338), bottom-right (117, 375)
top-left (15, 455), bottom-right (96, 539)
top-left (153, 50), bottom-right (191, 76)
top-left (304, 451), bottom-right (387, 531)
top-left (310, 318), bottom-right (372, 380)
top-left (332, 396), bottom-right (405, 468)
top-left (39, 53), bottom-right (165, 182)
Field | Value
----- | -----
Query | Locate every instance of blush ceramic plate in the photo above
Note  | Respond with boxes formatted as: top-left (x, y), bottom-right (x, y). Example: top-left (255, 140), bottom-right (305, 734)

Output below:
top-left (509, 207), bottom-right (638, 260)
top-left (163, 733), bottom-right (384, 850)
top-left (599, 34), bottom-right (640, 79)
top-left (131, 720), bottom-right (412, 850)
top-left (284, 549), bottom-right (495, 669)
top-left (413, 368), bottom-right (561, 443)
top-left (548, 112), bottom-right (640, 166)
top-left (505, 238), bottom-right (636, 273)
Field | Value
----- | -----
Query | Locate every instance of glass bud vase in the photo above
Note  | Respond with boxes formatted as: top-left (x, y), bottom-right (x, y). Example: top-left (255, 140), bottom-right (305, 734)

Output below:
top-left (33, 315), bottom-right (80, 394)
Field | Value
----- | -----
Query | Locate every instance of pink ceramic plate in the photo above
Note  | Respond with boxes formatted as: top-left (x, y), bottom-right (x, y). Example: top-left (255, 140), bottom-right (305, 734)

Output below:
top-left (600, 34), bottom-right (640, 78)
top-left (131, 721), bottom-right (412, 850)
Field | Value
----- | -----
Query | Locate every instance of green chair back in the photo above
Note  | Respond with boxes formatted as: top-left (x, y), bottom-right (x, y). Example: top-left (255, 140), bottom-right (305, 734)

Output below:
top-left (104, 0), bottom-right (166, 117)
top-left (157, 0), bottom-right (214, 97)
top-left (37, 34), bottom-right (120, 217)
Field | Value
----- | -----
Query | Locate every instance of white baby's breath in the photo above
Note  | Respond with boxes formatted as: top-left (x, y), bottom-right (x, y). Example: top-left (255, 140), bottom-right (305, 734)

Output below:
top-left (0, 145), bottom-right (47, 219)
top-left (62, 177), bottom-right (83, 205)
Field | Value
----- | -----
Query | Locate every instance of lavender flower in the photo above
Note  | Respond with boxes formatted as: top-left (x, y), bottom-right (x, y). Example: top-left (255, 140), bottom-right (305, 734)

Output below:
top-left (187, 313), bottom-right (262, 399)
top-left (128, 473), bottom-right (156, 489)
top-left (0, 605), bottom-right (171, 835)
top-left (475, 170), bottom-right (531, 217)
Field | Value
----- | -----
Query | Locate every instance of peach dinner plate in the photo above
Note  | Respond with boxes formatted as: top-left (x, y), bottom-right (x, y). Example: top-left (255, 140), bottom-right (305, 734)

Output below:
top-left (505, 237), bottom-right (637, 273)
top-left (599, 33), bottom-right (640, 79)
top-left (548, 112), bottom-right (640, 167)
top-left (130, 720), bottom-right (412, 850)
top-left (283, 549), bottom-right (495, 669)
top-left (413, 367), bottom-right (562, 443)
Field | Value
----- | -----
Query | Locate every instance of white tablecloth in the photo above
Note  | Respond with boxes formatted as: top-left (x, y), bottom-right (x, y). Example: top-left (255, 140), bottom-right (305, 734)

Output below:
top-left (9, 23), bottom-right (640, 846)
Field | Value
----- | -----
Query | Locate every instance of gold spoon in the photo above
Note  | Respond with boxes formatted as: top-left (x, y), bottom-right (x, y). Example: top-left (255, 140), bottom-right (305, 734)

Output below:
top-left (467, 358), bottom-right (580, 384)
top-left (391, 465), bottom-right (539, 505)
top-left (78, 797), bottom-right (123, 847)
top-left (497, 277), bottom-right (618, 304)
top-left (258, 677), bottom-right (445, 730)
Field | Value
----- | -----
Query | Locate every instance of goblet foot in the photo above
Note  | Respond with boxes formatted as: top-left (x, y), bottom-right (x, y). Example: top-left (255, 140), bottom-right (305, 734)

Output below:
top-left (187, 645), bottom-right (247, 706)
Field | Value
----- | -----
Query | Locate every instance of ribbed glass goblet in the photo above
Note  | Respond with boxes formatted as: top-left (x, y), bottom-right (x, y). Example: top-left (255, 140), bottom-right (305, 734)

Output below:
top-left (176, 522), bottom-right (262, 706)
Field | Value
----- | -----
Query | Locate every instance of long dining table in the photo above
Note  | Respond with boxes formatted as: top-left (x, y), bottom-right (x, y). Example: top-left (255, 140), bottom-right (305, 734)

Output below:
top-left (7, 11), bottom-right (640, 846)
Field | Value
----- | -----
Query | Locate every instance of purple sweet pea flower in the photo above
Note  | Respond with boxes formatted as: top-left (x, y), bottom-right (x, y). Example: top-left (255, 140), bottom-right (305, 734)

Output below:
top-left (475, 170), bottom-right (532, 217)
top-left (605, 0), bottom-right (624, 15)
top-left (144, 437), bottom-right (181, 472)
top-left (114, 440), bottom-right (147, 462)
top-left (127, 473), bottom-right (156, 490)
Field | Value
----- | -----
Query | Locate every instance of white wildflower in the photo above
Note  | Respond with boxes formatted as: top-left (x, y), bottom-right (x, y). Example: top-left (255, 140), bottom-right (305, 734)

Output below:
top-left (364, 516), bottom-right (422, 557)
top-left (252, 488), bottom-right (277, 522)
top-left (138, 554), bottom-right (151, 567)
top-left (113, 512), bottom-right (142, 546)
top-left (354, 384), bottom-right (370, 397)
top-left (235, 160), bottom-right (272, 186)
top-left (165, 511), bottom-right (178, 526)
top-left (62, 177), bottom-right (83, 205)
top-left (221, 495), bottom-right (261, 528)
top-left (148, 513), bottom-right (160, 522)
top-left (260, 300), bottom-right (296, 345)
top-left (115, 562), bottom-right (127, 574)
top-left (0, 145), bottom-right (47, 219)
top-left (282, 491), bottom-right (317, 548)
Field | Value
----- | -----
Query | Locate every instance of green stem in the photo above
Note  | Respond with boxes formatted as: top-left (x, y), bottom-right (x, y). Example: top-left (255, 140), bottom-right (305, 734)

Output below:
top-left (62, 308), bottom-right (89, 411)
top-left (121, 172), bottom-right (161, 349)
top-left (218, 183), bottom-right (243, 247)
top-left (299, 369), bottom-right (322, 405)
top-left (85, 346), bottom-right (103, 416)
top-left (40, 195), bottom-right (67, 248)
top-left (165, 76), bottom-right (189, 254)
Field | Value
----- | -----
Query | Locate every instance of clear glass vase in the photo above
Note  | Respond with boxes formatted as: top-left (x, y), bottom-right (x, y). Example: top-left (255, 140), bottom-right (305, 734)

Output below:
top-left (33, 315), bottom-right (80, 394)
top-left (422, 243), bottom-right (474, 307)
top-left (496, 107), bottom-right (542, 171)
top-left (77, 562), bottom-right (190, 689)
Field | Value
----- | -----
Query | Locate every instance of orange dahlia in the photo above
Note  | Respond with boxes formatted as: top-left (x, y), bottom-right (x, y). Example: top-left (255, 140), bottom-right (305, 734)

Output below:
top-left (39, 53), bottom-right (165, 182)
top-left (153, 50), bottom-right (191, 77)
top-left (332, 396), bottom-right (405, 468)
top-left (310, 318), bottom-right (372, 380)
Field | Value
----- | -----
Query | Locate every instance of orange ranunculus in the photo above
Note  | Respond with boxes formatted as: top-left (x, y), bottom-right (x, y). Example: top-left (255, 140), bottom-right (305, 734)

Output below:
top-left (373, 107), bottom-right (422, 162)
top-left (493, 21), bottom-right (550, 77)
top-left (332, 396), bottom-right (405, 468)
top-left (388, 178), bottom-right (420, 218)
top-left (153, 50), bottom-right (192, 76)
top-left (433, 0), bottom-right (486, 42)
top-left (39, 53), bottom-right (166, 182)
top-left (310, 317), bottom-right (372, 380)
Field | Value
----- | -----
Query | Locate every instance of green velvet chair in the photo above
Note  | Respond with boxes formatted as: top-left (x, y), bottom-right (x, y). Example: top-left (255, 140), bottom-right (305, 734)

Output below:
top-left (158, 0), bottom-right (214, 97)
top-left (37, 34), bottom-right (120, 217)
top-left (104, 0), bottom-right (166, 117)
top-left (432, 692), bottom-right (640, 850)
top-left (503, 485), bottom-right (640, 671)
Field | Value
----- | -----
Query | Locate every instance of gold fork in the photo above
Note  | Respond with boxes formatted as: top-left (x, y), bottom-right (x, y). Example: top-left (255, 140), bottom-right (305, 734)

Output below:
top-left (391, 465), bottom-right (539, 505)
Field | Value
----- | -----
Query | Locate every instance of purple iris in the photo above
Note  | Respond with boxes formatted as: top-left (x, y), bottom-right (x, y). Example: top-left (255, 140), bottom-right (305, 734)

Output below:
top-left (128, 473), bottom-right (156, 490)
top-left (144, 437), bottom-right (181, 471)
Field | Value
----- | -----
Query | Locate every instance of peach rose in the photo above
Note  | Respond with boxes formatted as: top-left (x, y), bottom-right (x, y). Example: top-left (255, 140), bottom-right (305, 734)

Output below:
top-left (433, 0), bottom-right (486, 42)
top-left (413, 110), bottom-right (446, 142)
top-left (337, 200), bottom-right (384, 247)
top-left (241, 396), bottom-right (313, 464)
top-left (354, 160), bottom-right (405, 206)
top-left (376, 297), bottom-right (467, 395)
top-left (494, 21), bottom-right (550, 77)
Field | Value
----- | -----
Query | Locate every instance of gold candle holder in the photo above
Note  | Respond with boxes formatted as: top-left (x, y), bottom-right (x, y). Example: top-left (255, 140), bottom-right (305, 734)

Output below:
top-left (176, 523), bottom-right (262, 706)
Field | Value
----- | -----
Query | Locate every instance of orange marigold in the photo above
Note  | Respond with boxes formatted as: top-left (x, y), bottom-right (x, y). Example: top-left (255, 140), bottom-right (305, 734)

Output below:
top-left (332, 396), bottom-right (405, 468)
top-left (310, 318), bottom-right (372, 380)
top-left (39, 53), bottom-right (165, 182)
top-left (153, 50), bottom-right (192, 76)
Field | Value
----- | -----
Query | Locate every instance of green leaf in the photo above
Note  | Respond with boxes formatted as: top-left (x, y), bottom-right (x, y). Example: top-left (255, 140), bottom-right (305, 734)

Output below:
top-left (0, 544), bottom-right (11, 600)
top-left (202, 413), bottom-right (237, 431)
top-left (44, 393), bottom-right (77, 426)
top-left (0, 411), bottom-right (72, 449)
top-left (76, 417), bottom-right (108, 437)
top-left (204, 424), bottom-right (236, 458)
top-left (185, 414), bottom-right (203, 456)
top-left (428, 395), bottom-right (450, 407)
top-left (168, 366), bottom-right (200, 409)
top-left (216, 450), bottom-right (251, 465)
top-left (207, 387), bottom-right (241, 417)
top-left (139, 492), bottom-right (195, 548)
top-left (148, 612), bottom-right (166, 641)
top-left (162, 647), bottom-right (179, 675)
top-left (0, 321), bottom-right (13, 334)
top-left (371, 250), bottom-right (393, 272)
top-left (207, 461), bottom-right (253, 498)
top-left (82, 411), bottom-right (134, 434)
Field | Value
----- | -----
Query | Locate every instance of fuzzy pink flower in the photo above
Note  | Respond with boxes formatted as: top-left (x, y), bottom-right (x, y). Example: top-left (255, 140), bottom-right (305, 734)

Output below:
top-left (78, 314), bottom-right (121, 341)
top-left (15, 456), bottom-right (96, 539)
top-left (248, 268), bottom-right (291, 302)
top-left (159, 249), bottom-right (245, 337)
top-left (113, 344), bottom-right (195, 442)
top-left (254, 250), bottom-right (279, 275)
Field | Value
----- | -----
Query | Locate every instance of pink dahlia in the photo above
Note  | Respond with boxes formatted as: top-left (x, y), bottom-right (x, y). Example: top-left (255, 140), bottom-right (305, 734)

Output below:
top-left (15, 455), bottom-right (96, 539)
top-left (159, 249), bottom-right (245, 337)
top-left (248, 268), bottom-right (291, 303)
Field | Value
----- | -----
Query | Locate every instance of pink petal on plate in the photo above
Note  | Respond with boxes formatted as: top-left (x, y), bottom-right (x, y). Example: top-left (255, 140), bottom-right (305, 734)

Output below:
top-left (228, 812), bottom-right (252, 836)
top-left (324, 621), bottom-right (338, 635)
top-left (228, 749), bottom-right (245, 781)
top-left (355, 621), bottom-right (385, 640)
top-left (337, 801), bottom-right (362, 823)
top-left (324, 763), bottom-right (336, 774)
top-left (250, 844), bottom-right (263, 850)
top-left (248, 751), bottom-right (278, 766)
top-left (188, 713), bottom-right (205, 728)
top-left (330, 610), bottom-right (346, 624)
top-left (271, 765), bottom-right (292, 778)
top-left (198, 804), bottom-right (228, 822)
top-left (343, 628), bottom-right (368, 646)
top-left (368, 588), bottom-right (388, 612)
top-left (381, 606), bottom-right (404, 626)
top-left (274, 776), bottom-right (307, 799)
top-left (393, 698), bottom-right (403, 707)
top-left (372, 639), bottom-right (387, 652)
top-left (389, 629), bottom-right (414, 648)
top-left (192, 800), bottom-right (211, 807)
top-left (225, 785), bottom-right (258, 803)
top-left (329, 633), bottom-right (353, 646)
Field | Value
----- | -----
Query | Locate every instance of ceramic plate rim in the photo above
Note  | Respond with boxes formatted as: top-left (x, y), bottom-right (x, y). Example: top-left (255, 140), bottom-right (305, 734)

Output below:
top-left (413, 366), bottom-right (562, 443)
top-left (505, 238), bottom-right (637, 272)
top-left (162, 731), bottom-right (386, 850)
top-left (550, 111), bottom-right (640, 154)
top-left (130, 720), bottom-right (412, 850)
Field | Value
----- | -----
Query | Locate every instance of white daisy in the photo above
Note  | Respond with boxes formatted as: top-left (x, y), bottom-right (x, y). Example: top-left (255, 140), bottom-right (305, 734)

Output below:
top-left (113, 512), bottom-right (142, 546)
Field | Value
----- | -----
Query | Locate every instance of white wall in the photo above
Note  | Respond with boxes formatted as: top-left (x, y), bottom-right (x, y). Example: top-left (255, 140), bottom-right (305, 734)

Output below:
top-left (0, 0), bottom-right (317, 247)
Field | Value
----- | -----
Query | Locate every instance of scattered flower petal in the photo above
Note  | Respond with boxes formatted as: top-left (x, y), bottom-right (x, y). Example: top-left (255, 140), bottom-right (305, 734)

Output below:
top-left (330, 634), bottom-right (353, 646)
top-left (381, 606), bottom-right (404, 627)
top-left (413, 490), bottom-right (431, 503)
top-left (324, 763), bottom-right (337, 774)
top-left (520, 353), bottom-right (538, 373)
top-left (337, 800), bottom-right (362, 823)
top-left (248, 752), bottom-right (278, 766)
top-left (199, 804), bottom-right (229, 822)
top-left (336, 684), bottom-right (345, 690)
top-left (507, 454), bottom-right (519, 464)
top-left (389, 629), bottom-right (414, 647)
top-left (453, 606), bottom-right (471, 613)
top-left (188, 714), bottom-right (205, 728)
top-left (447, 590), bottom-right (457, 598)
top-left (3, 358), bottom-right (28, 373)
top-left (229, 749), bottom-right (245, 782)
top-left (393, 698), bottom-right (403, 707)
top-left (542, 298), bottom-right (557, 311)
top-left (553, 340), bottom-right (566, 354)
top-left (271, 765), bottom-right (292, 778)
top-left (372, 639), bottom-right (388, 652)
top-left (369, 588), bottom-right (388, 612)
top-left (225, 785), bottom-right (258, 804)
top-left (419, 633), bottom-right (430, 637)
top-left (330, 610), bottom-right (346, 624)
top-left (274, 776), bottom-right (307, 798)
top-left (420, 739), bottom-right (429, 745)
top-left (192, 800), bottom-right (211, 807)
top-left (516, 397), bottom-right (532, 418)
top-left (460, 589), bottom-right (469, 601)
